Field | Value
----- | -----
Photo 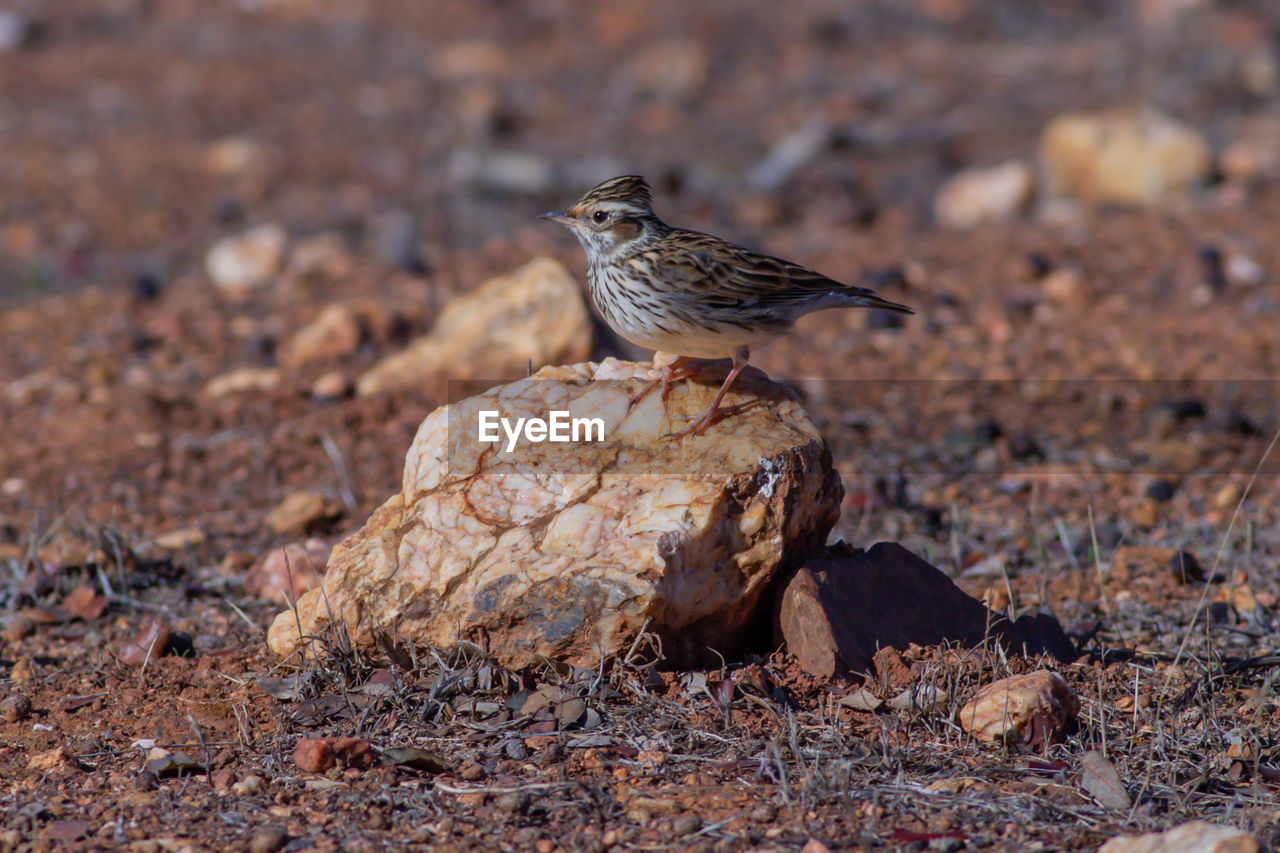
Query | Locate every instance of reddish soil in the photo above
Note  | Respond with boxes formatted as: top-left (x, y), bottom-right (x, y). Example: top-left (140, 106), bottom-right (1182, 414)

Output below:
top-left (2, 1), bottom-right (1280, 851)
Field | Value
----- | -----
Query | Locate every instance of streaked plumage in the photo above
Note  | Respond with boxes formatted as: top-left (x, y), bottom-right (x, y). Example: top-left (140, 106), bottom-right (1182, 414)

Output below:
top-left (541, 175), bottom-right (913, 436)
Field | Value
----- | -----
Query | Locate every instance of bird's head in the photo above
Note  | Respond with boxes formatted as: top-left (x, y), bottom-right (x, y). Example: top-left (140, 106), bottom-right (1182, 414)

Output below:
top-left (540, 175), bottom-right (658, 260)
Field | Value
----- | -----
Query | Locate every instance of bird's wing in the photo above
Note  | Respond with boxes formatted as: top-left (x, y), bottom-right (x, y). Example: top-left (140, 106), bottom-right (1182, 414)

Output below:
top-left (654, 230), bottom-right (911, 314)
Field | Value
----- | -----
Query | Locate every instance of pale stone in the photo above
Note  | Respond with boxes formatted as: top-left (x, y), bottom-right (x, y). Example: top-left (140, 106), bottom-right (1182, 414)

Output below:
top-left (205, 224), bottom-right (288, 292)
top-left (203, 367), bottom-right (281, 398)
top-left (205, 136), bottom-right (269, 177)
top-left (266, 491), bottom-right (339, 535)
top-left (959, 670), bottom-right (1080, 745)
top-left (270, 359), bottom-right (841, 667)
top-left (934, 161), bottom-right (1035, 228)
top-left (1040, 108), bottom-right (1211, 207)
top-left (280, 304), bottom-right (362, 368)
top-left (286, 232), bottom-right (354, 281)
top-left (1098, 821), bottom-right (1260, 853)
top-left (356, 258), bottom-right (592, 397)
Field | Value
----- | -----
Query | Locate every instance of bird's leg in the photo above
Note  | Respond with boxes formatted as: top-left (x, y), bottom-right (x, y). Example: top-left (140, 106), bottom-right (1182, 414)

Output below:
top-left (628, 355), bottom-right (693, 411)
top-left (666, 348), bottom-right (752, 439)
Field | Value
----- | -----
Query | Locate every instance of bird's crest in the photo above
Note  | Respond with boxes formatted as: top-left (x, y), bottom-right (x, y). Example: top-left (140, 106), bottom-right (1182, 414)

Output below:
top-left (577, 175), bottom-right (653, 210)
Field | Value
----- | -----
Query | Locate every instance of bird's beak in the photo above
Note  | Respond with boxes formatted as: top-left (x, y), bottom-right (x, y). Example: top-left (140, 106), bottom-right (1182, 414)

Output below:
top-left (538, 210), bottom-right (573, 225)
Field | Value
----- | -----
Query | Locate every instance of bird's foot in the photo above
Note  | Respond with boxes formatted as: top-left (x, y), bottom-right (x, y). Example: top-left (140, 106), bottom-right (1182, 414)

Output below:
top-left (628, 357), bottom-right (694, 412)
top-left (664, 399), bottom-right (760, 439)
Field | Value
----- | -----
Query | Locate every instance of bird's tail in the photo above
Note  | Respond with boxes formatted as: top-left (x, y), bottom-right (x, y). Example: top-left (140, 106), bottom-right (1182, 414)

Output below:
top-left (836, 287), bottom-right (914, 314)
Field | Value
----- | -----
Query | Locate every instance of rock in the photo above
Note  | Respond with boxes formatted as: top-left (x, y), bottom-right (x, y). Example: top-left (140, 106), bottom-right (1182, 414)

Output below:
top-left (622, 38), bottom-right (710, 103)
top-left (1040, 267), bottom-right (1086, 305)
top-left (29, 746), bottom-right (76, 773)
top-left (775, 542), bottom-right (1075, 679)
top-left (293, 738), bottom-right (334, 774)
top-left (0, 11), bottom-right (31, 54)
top-left (1039, 108), bottom-right (1211, 207)
top-left (285, 233), bottom-right (354, 281)
top-left (934, 161), bottom-right (1035, 229)
top-left (1, 693), bottom-right (32, 722)
top-left (270, 358), bottom-right (841, 667)
top-left (294, 737), bottom-right (375, 774)
top-left (248, 828), bottom-right (290, 853)
top-left (265, 491), bottom-right (340, 535)
top-left (312, 371), bottom-right (354, 401)
top-left (1098, 821), bottom-right (1260, 853)
top-left (153, 527), bottom-right (206, 551)
top-left (117, 621), bottom-right (172, 666)
top-left (356, 258), bottom-right (592, 397)
top-left (204, 367), bottom-right (281, 398)
top-left (1213, 481), bottom-right (1245, 510)
top-left (280, 304), bottom-right (363, 368)
top-left (205, 224), bottom-right (288, 293)
top-left (62, 584), bottom-right (107, 621)
top-left (1127, 497), bottom-right (1159, 528)
top-left (959, 671), bottom-right (1080, 746)
top-left (3, 613), bottom-right (36, 641)
top-left (1079, 750), bottom-right (1131, 809)
top-left (145, 750), bottom-right (204, 778)
top-left (244, 539), bottom-right (331, 604)
top-left (204, 136), bottom-right (269, 177)
top-left (232, 775), bottom-right (265, 796)
top-left (1238, 47), bottom-right (1279, 98)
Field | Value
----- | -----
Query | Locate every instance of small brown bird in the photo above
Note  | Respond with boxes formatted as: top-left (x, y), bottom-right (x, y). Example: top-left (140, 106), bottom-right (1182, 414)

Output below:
top-left (541, 175), bottom-right (912, 436)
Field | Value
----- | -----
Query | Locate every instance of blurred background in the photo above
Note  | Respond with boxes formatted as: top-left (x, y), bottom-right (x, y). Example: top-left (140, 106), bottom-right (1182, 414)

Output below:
top-left (2, 0), bottom-right (1276, 300)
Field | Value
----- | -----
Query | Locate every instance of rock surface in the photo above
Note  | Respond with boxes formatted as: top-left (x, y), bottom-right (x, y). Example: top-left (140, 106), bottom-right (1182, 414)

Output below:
top-left (270, 358), bottom-right (841, 667)
top-left (959, 670), bottom-right (1080, 746)
top-left (1097, 821), bottom-right (1261, 853)
top-left (356, 258), bottom-right (592, 397)
top-left (1040, 108), bottom-right (1211, 206)
top-left (775, 542), bottom-right (1076, 678)
top-left (934, 160), bottom-right (1035, 228)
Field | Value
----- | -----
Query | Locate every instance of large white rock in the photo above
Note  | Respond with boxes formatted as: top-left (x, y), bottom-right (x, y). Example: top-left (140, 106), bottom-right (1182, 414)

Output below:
top-left (269, 358), bottom-right (842, 667)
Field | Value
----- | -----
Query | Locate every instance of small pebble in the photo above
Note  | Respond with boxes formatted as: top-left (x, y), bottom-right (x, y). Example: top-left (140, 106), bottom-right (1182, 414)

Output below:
top-left (2, 614), bottom-right (36, 642)
top-left (1, 694), bottom-right (33, 723)
top-left (496, 791), bottom-right (530, 814)
top-left (672, 813), bottom-right (703, 836)
top-left (232, 774), bottom-right (265, 796)
top-left (248, 827), bottom-right (289, 853)
top-left (750, 804), bottom-right (778, 822)
top-left (1145, 479), bottom-right (1176, 502)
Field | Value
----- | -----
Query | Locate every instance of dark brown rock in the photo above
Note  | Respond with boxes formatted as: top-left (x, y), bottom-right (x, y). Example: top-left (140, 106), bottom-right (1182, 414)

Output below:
top-left (775, 542), bottom-right (1076, 678)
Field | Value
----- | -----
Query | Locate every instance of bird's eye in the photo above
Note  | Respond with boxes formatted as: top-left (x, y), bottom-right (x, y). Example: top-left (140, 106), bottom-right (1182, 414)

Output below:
top-left (592, 210), bottom-right (609, 224)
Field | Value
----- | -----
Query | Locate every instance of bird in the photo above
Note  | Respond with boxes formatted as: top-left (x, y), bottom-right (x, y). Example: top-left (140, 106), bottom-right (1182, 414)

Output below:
top-left (540, 175), bottom-right (913, 437)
